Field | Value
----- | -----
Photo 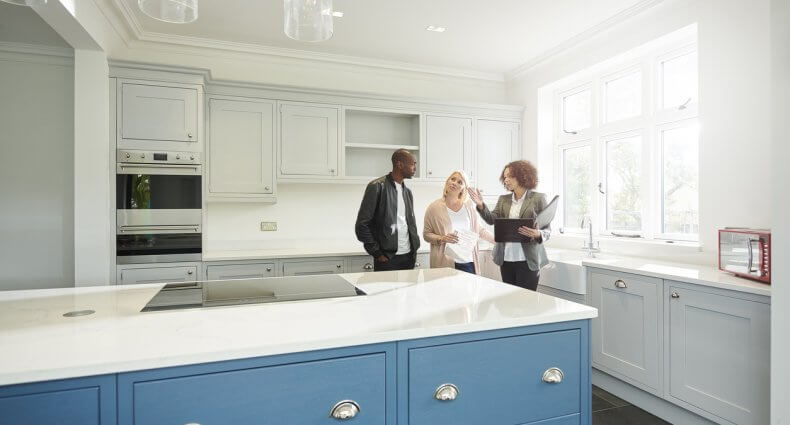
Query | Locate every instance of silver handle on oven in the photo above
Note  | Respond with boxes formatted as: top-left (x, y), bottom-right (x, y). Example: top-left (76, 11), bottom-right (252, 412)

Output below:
top-left (118, 163), bottom-right (201, 173)
top-left (119, 225), bottom-right (200, 233)
top-left (747, 238), bottom-right (758, 273)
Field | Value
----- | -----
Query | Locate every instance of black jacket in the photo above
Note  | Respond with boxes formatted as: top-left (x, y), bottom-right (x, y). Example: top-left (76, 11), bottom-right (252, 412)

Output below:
top-left (355, 173), bottom-right (420, 259)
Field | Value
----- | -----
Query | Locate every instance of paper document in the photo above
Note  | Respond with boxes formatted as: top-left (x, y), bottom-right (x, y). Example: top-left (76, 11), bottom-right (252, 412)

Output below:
top-left (535, 195), bottom-right (559, 229)
top-left (444, 229), bottom-right (479, 263)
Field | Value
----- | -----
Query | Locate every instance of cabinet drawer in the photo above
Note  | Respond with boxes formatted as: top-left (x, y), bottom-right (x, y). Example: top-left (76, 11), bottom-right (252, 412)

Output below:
top-left (206, 263), bottom-right (276, 280)
top-left (347, 256), bottom-right (375, 273)
top-left (408, 329), bottom-right (581, 425)
top-left (0, 376), bottom-right (115, 425)
top-left (282, 258), bottom-right (345, 276)
top-left (129, 353), bottom-right (385, 425)
top-left (118, 265), bottom-right (197, 285)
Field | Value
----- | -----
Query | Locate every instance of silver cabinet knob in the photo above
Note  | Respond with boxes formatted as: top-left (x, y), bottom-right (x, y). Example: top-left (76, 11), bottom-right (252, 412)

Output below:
top-left (363, 263), bottom-right (373, 271)
top-left (329, 400), bottom-right (360, 420)
top-left (428, 170), bottom-right (433, 175)
top-left (434, 383), bottom-right (459, 401)
top-left (176, 155), bottom-right (181, 160)
top-left (671, 291), bottom-right (680, 299)
top-left (614, 279), bottom-right (627, 288)
top-left (125, 153), bottom-right (131, 159)
top-left (190, 155), bottom-right (195, 160)
top-left (141, 153), bottom-right (146, 159)
top-left (265, 186), bottom-right (270, 191)
top-left (542, 367), bottom-right (564, 384)
top-left (266, 267), bottom-right (272, 272)
top-left (187, 270), bottom-right (193, 275)
top-left (415, 262), bottom-right (421, 267)
top-left (330, 169), bottom-right (335, 174)
top-left (187, 133), bottom-right (193, 138)
top-left (336, 264), bottom-right (342, 269)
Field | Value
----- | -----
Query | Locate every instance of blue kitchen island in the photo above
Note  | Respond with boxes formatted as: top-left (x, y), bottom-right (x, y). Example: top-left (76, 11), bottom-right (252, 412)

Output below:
top-left (0, 268), bottom-right (596, 424)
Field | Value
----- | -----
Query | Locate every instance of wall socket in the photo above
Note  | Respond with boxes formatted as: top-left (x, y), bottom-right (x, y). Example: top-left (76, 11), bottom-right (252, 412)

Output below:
top-left (260, 221), bottom-right (278, 231)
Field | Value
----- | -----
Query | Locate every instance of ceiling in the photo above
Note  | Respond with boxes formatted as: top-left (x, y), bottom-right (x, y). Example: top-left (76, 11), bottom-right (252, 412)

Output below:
top-left (115, 0), bottom-right (658, 79)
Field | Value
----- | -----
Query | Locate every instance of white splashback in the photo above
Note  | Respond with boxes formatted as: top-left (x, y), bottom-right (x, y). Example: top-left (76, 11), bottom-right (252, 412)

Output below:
top-left (205, 182), bottom-right (443, 250)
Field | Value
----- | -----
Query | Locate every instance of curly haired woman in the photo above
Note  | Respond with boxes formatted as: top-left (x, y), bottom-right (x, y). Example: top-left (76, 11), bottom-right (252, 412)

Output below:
top-left (468, 160), bottom-right (550, 291)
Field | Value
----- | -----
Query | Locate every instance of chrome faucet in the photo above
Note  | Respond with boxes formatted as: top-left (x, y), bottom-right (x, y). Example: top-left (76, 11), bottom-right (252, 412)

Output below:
top-left (580, 216), bottom-right (600, 257)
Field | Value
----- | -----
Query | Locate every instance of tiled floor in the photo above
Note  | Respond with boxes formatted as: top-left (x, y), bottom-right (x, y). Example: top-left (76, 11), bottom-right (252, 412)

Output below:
top-left (592, 386), bottom-right (671, 425)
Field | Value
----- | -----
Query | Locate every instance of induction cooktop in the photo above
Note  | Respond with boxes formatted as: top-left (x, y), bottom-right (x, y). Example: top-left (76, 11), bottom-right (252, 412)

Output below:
top-left (142, 275), bottom-right (366, 312)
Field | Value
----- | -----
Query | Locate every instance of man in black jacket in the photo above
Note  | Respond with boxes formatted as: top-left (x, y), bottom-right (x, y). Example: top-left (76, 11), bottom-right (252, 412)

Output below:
top-left (355, 149), bottom-right (420, 271)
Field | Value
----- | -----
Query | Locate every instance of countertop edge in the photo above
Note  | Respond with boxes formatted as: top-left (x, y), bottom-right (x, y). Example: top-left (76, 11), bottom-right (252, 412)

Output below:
top-left (0, 309), bottom-right (596, 387)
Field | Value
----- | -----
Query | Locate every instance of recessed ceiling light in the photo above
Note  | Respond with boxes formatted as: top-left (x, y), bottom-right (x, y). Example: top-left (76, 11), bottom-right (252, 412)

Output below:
top-left (332, 11), bottom-right (344, 17)
top-left (425, 26), bottom-right (446, 33)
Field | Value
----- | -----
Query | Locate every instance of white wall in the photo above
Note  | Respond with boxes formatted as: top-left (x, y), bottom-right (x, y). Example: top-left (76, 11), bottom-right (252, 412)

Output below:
top-left (770, 0), bottom-right (789, 423)
top-left (507, 0), bottom-right (771, 266)
top-left (206, 183), bottom-right (443, 251)
top-left (0, 28), bottom-right (75, 290)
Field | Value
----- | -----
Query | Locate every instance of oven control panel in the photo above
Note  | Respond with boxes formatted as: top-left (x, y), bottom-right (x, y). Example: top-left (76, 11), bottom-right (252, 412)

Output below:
top-left (117, 149), bottom-right (201, 165)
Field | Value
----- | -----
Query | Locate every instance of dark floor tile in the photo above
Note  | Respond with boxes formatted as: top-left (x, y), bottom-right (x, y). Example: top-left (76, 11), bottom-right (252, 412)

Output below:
top-left (593, 405), bottom-right (671, 425)
top-left (592, 385), bottom-right (630, 408)
top-left (593, 393), bottom-right (616, 412)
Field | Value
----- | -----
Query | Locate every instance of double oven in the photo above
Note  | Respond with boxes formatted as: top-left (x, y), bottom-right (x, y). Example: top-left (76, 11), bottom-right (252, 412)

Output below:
top-left (116, 149), bottom-right (202, 264)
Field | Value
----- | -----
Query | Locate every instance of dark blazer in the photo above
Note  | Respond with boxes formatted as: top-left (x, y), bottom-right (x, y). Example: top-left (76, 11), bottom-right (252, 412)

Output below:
top-left (355, 173), bottom-right (420, 259)
top-left (476, 190), bottom-right (551, 271)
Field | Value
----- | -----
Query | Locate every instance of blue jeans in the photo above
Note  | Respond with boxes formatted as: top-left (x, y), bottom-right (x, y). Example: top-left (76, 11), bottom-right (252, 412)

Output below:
top-left (454, 262), bottom-right (476, 274)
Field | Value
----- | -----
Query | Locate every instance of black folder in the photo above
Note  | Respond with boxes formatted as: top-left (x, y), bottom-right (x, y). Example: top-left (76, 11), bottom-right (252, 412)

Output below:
top-left (494, 218), bottom-right (535, 243)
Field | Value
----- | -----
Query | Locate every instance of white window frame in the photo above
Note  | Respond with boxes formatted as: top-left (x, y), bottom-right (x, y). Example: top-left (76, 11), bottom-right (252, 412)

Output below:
top-left (552, 39), bottom-right (699, 242)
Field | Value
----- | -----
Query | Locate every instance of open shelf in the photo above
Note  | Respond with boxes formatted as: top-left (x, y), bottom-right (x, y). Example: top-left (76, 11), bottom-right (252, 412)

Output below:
top-left (345, 143), bottom-right (420, 150)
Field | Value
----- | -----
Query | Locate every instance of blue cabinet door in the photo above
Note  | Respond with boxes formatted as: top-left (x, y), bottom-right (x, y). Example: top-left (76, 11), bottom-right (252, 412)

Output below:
top-left (124, 352), bottom-right (389, 425)
top-left (0, 375), bottom-right (116, 425)
top-left (406, 329), bottom-right (582, 425)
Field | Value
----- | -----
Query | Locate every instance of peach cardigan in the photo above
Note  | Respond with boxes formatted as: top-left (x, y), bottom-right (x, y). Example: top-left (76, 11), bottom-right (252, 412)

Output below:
top-left (423, 198), bottom-right (492, 273)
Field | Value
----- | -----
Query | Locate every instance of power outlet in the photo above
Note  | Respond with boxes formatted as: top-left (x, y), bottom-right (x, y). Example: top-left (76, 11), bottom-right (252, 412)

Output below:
top-left (260, 221), bottom-right (278, 231)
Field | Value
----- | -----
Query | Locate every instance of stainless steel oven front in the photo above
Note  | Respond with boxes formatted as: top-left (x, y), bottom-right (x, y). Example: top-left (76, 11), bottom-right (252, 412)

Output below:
top-left (116, 149), bottom-right (202, 264)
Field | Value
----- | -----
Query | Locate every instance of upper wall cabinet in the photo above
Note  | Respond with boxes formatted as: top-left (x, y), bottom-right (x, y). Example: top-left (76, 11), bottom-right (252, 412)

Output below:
top-left (119, 82), bottom-right (201, 152)
top-left (424, 115), bottom-right (472, 181)
top-left (476, 120), bottom-right (520, 199)
top-left (207, 98), bottom-right (276, 202)
top-left (343, 108), bottom-right (421, 179)
top-left (279, 102), bottom-right (340, 178)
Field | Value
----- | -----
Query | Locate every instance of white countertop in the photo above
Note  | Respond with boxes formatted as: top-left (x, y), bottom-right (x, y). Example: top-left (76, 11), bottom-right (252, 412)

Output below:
top-left (0, 268), bottom-right (596, 387)
top-left (544, 248), bottom-right (770, 297)
top-left (203, 241), bottom-right (429, 261)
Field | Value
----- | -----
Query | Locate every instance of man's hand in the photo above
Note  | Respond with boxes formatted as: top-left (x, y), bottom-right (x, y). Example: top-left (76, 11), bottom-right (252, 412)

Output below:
top-left (377, 255), bottom-right (389, 263)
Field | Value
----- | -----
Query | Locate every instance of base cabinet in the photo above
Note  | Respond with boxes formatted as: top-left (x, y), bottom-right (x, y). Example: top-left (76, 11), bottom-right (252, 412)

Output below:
top-left (1, 321), bottom-right (591, 425)
top-left (0, 376), bottom-right (116, 425)
top-left (665, 281), bottom-right (770, 425)
top-left (116, 263), bottom-right (201, 285)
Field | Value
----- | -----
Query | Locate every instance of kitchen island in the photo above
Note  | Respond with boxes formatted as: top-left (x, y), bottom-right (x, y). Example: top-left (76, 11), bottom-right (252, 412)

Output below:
top-left (0, 268), bottom-right (597, 425)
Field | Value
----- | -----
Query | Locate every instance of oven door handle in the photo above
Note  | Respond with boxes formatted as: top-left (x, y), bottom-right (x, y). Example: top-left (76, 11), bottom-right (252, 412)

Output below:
top-left (117, 163), bottom-right (202, 175)
top-left (747, 238), bottom-right (759, 273)
top-left (118, 225), bottom-right (200, 234)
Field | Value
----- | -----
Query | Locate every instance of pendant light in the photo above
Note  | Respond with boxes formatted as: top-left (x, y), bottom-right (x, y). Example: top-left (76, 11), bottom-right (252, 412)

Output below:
top-left (0, 0), bottom-right (47, 6)
top-left (138, 0), bottom-right (198, 24)
top-left (284, 0), bottom-right (333, 42)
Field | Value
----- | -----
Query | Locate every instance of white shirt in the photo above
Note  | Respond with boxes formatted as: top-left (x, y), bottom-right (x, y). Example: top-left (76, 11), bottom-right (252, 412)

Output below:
top-left (503, 191), bottom-right (527, 262)
top-left (446, 205), bottom-right (473, 263)
top-left (394, 182), bottom-right (411, 255)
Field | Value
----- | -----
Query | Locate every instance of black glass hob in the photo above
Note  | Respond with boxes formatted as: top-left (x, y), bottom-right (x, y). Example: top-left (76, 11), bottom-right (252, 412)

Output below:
top-left (142, 275), bottom-right (366, 312)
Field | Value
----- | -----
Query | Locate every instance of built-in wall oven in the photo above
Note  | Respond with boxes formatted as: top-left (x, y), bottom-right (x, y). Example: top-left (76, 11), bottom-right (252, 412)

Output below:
top-left (116, 149), bottom-right (202, 264)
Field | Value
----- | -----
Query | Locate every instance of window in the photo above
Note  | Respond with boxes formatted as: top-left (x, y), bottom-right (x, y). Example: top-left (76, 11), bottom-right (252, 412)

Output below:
top-left (553, 39), bottom-right (699, 241)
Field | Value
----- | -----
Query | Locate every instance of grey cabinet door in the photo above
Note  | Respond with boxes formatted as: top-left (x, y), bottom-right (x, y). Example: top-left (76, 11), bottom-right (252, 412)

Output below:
top-left (121, 83), bottom-right (198, 144)
top-left (589, 268), bottom-right (662, 395)
top-left (118, 265), bottom-right (198, 285)
top-left (279, 102), bottom-right (339, 177)
top-left (666, 281), bottom-right (770, 425)
top-left (282, 258), bottom-right (345, 276)
top-left (205, 263), bottom-right (276, 281)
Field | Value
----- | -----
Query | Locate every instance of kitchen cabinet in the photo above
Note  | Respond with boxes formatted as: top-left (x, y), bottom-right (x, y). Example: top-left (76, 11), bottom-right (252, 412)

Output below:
top-left (475, 120), bottom-right (519, 200)
top-left (116, 264), bottom-right (200, 285)
top-left (588, 268), bottom-right (662, 395)
top-left (414, 252), bottom-right (429, 269)
top-left (344, 108), bottom-right (421, 179)
top-left (207, 98), bottom-right (276, 201)
top-left (424, 115), bottom-right (472, 180)
top-left (347, 255), bottom-right (375, 273)
top-left (279, 102), bottom-right (339, 177)
top-left (205, 262), bottom-right (276, 281)
top-left (119, 82), bottom-right (200, 151)
top-left (0, 375), bottom-right (116, 425)
top-left (665, 280), bottom-right (769, 425)
top-left (281, 257), bottom-right (345, 276)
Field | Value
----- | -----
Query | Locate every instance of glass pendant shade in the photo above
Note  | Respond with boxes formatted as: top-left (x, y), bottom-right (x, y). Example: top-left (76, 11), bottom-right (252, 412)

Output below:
top-left (0, 0), bottom-right (47, 6)
top-left (284, 0), bottom-right (333, 42)
top-left (138, 0), bottom-right (198, 24)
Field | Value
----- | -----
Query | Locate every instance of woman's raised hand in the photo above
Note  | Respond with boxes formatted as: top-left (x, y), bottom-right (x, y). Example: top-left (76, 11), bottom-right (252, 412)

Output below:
top-left (467, 187), bottom-right (484, 208)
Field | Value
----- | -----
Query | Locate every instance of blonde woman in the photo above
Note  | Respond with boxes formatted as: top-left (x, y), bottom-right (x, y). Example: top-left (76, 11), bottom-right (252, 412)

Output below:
top-left (423, 171), bottom-right (492, 274)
